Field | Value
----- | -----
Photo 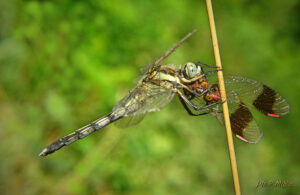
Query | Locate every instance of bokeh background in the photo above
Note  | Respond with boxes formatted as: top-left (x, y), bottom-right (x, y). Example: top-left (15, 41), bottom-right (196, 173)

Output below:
top-left (0, 0), bottom-right (299, 194)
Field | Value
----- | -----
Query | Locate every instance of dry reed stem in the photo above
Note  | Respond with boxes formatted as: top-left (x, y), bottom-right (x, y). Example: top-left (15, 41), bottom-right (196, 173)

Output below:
top-left (205, 1), bottom-right (241, 194)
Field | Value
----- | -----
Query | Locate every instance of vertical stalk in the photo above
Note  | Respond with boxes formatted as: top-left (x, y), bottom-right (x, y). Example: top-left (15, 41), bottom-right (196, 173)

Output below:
top-left (205, 1), bottom-right (241, 194)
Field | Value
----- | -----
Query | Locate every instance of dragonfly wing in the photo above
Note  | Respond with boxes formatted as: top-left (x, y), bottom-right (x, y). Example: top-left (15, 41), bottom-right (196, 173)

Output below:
top-left (112, 83), bottom-right (174, 128)
top-left (113, 82), bottom-right (175, 117)
top-left (213, 94), bottom-right (263, 143)
top-left (189, 94), bottom-right (212, 113)
top-left (114, 114), bottom-right (146, 128)
top-left (224, 76), bottom-right (289, 117)
top-left (140, 30), bottom-right (196, 74)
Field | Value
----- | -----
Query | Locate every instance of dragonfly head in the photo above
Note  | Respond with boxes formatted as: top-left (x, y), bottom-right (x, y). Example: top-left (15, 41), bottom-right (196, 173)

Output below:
top-left (184, 62), bottom-right (203, 79)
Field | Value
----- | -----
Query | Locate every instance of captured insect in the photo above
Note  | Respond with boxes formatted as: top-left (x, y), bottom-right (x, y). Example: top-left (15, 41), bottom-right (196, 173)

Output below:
top-left (39, 30), bottom-right (289, 156)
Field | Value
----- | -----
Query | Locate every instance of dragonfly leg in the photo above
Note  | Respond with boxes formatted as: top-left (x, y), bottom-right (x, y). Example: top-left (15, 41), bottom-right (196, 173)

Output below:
top-left (195, 61), bottom-right (222, 71)
top-left (178, 82), bottom-right (209, 97)
top-left (204, 70), bottom-right (222, 75)
top-left (176, 90), bottom-right (222, 111)
top-left (178, 95), bottom-right (210, 116)
top-left (180, 75), bottom-right (206, 84)
top-left (195, 61), bottom-right (217, 68)
top-left (195, 61), bottom-right (223, 73)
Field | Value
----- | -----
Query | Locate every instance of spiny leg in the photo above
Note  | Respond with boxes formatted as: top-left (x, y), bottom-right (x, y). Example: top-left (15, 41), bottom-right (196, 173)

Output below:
top-left (176, 90), bottom-right (222, 111)
top-left (195, 61), bottom-right (219, 69)
top-left (177, 82), bottom-right (210, 97)
top-left (195, 61), bottom-right (223, 73)
top-left (178, 95), bottom-right (210, 116)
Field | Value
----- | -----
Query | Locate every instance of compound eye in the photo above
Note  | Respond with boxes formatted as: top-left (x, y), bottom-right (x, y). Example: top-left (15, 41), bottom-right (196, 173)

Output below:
top-left (185, 62), bottom-right (198, 78)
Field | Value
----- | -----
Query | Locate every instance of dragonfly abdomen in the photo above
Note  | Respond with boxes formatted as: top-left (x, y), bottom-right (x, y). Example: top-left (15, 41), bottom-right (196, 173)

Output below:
top-left (39, 108), bottom-right (125, 157)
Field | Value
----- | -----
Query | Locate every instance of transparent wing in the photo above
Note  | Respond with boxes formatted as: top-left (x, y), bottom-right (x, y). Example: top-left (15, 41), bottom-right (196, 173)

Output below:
top-left (224, 76), bottom-right (289, 117)
top-left (187, 74), bottom-right (288, 143)
top-left (212, 94), bottom-right (263, 143)
top-left (206, 75), bottom-right (289, 117)
top-left (180, 87), bottom-right (262, 143)
top-left (189, 93), bottom-right (211, 112)
top-left (114, 114), bottom-right (146, 128)
top-left (113, 82), bottom-right (175, 117)
top-left (140, 30), bottom-right (196, 74)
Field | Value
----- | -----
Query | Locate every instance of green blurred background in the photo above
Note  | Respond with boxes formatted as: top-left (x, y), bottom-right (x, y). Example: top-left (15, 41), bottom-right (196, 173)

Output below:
top-left (0, 0), bottom-right (299, 194)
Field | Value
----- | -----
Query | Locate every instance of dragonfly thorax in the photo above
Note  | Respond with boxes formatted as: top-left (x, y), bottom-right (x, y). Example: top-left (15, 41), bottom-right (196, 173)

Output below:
top-left (143, 65), bottom-right (181, 89)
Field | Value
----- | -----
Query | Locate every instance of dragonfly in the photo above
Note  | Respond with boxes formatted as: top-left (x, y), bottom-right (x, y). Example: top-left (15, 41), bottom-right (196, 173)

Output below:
top-left (39, 30), bottom-right (289, 156)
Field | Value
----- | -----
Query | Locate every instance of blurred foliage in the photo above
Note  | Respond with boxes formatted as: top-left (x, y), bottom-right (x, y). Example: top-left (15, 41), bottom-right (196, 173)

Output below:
top-left (0, 0), bottom-right (299, 194)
